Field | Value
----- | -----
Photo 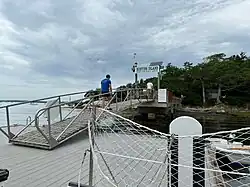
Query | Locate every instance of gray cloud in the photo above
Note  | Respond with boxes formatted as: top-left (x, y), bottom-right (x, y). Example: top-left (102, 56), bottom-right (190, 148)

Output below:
top-left (0, 0), bottom-right (250, 98)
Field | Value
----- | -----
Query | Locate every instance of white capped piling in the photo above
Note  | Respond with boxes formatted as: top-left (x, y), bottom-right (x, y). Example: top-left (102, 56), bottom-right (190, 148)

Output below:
top-left (169, 116), bottom-right (204, 187)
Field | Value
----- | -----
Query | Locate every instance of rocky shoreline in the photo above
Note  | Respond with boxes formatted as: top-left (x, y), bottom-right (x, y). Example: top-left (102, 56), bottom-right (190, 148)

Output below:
top-left (119, 105), bottom-right (250, 134)
top-left (180, 104), bottom-right (250, 117)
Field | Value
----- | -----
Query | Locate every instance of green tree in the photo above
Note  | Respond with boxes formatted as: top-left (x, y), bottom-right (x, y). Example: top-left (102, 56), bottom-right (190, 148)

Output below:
top-left (130, 52), bottom-right (250, 107)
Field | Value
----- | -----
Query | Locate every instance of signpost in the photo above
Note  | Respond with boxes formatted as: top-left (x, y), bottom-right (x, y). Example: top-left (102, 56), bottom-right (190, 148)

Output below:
top-left (131, 57), bottom-right (164, 93)
top-left (136, 66), bottom-right (159, 73)
top-left (135, 61), bottom-right (164, 91)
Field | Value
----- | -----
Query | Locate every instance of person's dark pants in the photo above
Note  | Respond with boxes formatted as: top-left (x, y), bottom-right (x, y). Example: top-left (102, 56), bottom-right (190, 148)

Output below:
top-left (101, 92), bottom-right (111, 108)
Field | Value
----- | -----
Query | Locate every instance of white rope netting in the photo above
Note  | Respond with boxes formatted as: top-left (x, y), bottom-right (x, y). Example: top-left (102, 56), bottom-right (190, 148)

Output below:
top-left (77, 108), bottom-right (250, 187)
top-left (203, 129), bottom-right (250, 187)
top-left (167, 126), bottom-right (250, 187)
top-left (88, 108), bottom-right (170, 187)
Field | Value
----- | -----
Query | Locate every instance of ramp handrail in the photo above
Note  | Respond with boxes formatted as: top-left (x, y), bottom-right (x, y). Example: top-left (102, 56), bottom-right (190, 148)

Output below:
top-left (0, 87), bottom-right (147, 143)
top-left (5, 98), bottom-right (87, 140)
top-left (32, 88), bottom-right (135, 144)
top-left (34, 98), bottom-right (94, 144)
top-left (0, 90), bottom-right (88, 109)
top-left (96, 93), bottom-right (118, 121)
top-left (55, 99), bottom-right (93, 141)
top-left (0, 91), bottom-right (88, 139)
top-left (96, 89), bottom-right (135, 121)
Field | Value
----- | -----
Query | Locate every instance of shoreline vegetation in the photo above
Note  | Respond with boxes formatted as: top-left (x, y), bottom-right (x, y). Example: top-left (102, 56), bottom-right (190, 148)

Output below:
top-left (86, 52), bottom-right (250, 118)
top-left (122, 52), bottom-right (250, 111)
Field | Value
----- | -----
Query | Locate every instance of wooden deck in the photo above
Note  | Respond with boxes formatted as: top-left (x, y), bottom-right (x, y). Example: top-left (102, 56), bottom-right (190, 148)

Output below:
top-left (0, 131), bottom-right (168, 187)
top-left (10, 100), bottom-right (145, 150)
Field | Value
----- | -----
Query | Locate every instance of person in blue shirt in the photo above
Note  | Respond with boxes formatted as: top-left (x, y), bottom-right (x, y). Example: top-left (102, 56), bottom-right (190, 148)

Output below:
top-left (101, 74), bottom-right (112, 109)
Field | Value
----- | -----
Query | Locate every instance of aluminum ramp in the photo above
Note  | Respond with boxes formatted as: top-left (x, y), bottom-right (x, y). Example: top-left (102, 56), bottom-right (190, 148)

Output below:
top-left (0, 88), bottom-right (153, 150)
top-left (10, 113), bottom-right (91, 150)
top-left (9, 99), bottom-right (144, 150)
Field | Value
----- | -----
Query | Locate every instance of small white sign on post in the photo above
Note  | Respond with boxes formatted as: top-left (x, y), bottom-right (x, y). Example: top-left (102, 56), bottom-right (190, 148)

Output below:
top-left (43, 99), bottom-right (60, 122)
top-left (158, 89), bottom-right (167, 103)
top-left (136, 65), bottom-right (159, 73)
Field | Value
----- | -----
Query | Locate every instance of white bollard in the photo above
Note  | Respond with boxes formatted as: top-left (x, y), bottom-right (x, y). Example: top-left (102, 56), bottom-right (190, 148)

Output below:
top-left (169, 116), bottom-right (203, 187)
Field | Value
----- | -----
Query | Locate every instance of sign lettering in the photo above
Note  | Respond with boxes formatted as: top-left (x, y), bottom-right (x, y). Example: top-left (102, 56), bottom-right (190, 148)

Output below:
top-left (136, 66), bottom-right (159, 73)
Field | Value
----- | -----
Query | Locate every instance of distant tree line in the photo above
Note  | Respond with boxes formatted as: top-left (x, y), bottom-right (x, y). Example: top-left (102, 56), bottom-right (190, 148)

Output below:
top-left (87, 52), bottom-right (250, 107)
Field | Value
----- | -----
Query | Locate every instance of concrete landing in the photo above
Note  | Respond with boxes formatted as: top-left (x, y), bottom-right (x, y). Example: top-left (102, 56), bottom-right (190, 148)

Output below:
top-left (138, 100), bottom-right (168, 108)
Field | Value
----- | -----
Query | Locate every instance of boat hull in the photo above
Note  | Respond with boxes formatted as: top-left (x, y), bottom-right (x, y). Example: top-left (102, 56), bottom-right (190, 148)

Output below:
top-left (207, 138), bottom-right (250, 166)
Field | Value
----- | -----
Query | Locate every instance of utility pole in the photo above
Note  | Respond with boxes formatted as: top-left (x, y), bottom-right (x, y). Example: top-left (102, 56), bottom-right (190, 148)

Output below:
top-left (134, 53), bottom-right (138, 88)
top-left (157, 65), bottom-right (160, 90)
top-left (132, 53), bottom-right (138, 88)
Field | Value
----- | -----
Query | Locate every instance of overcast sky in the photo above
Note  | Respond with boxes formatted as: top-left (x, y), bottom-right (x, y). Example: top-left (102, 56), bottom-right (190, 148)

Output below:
top-left (1, 0), bottom-right (250, 99)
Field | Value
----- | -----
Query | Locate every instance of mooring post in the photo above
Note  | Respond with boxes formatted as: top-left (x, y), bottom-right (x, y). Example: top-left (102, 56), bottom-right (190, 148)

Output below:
top-left (169, 116), bottom-right (204, 187)
top-left (89, 106), bottom-right (96, 187)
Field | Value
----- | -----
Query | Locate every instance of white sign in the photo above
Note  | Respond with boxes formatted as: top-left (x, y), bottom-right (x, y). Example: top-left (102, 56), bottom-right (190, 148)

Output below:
top-left (158, 89), bottom-right (167, 103)
top-left (136, 66), bottom-right (159, 73)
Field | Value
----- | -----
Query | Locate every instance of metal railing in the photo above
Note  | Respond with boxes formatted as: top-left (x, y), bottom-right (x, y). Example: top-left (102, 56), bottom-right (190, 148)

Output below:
top-left (0, 90), bottom-right (88, 140)
top-left (33, 88), bottom-right (146, 146)
top-left (0, 87), bottom-right (148, 146)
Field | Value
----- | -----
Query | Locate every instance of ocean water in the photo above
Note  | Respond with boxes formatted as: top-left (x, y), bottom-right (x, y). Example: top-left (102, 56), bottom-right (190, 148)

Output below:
top-left (0, 102), bottom-right (46, 147)
top-left (0, 102), bottom-right (45, 126)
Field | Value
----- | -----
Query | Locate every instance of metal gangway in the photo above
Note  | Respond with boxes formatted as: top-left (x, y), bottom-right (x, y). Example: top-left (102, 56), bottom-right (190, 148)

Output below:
top-left (0, 88), bottom-right (153, 150)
